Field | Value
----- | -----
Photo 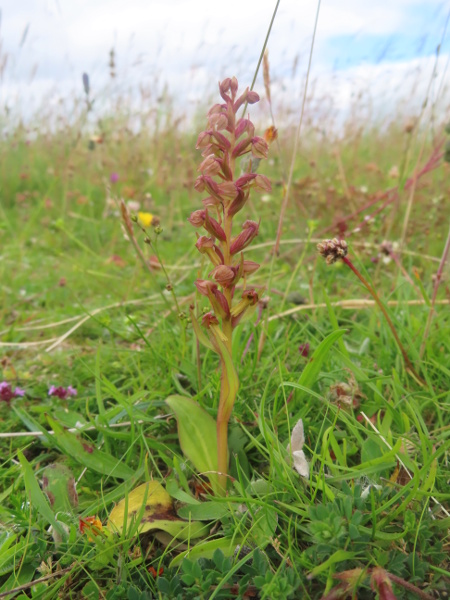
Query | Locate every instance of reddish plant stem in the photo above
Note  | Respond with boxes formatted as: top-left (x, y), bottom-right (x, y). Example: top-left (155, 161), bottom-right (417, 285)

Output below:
top-left (342, 256), bottom-right (423, 383)
top-left (420, 220), bottom-right (450, 357)
top-left (387, 573), bottom-right (434, 600)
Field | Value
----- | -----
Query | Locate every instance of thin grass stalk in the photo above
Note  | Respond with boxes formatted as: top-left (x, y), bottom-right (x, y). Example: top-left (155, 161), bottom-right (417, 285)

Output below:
top-left (273, 0), bottom-right (322, 256)
top-left (420, 220), bottom-right (450, 357)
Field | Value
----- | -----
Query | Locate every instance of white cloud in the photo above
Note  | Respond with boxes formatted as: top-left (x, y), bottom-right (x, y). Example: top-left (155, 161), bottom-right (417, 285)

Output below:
top-left (0, 0), bottom-right (448, 126)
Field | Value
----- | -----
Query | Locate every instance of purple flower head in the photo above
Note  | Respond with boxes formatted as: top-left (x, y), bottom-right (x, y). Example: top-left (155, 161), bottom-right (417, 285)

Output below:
top-left (48, 385), bottom-right (77, 400)
top-left (0, 381), bottom-right (25, 404)
top-left (110, 172), bottom-right (119, 184)
top-left (299, 343), bottom-right (310, 358)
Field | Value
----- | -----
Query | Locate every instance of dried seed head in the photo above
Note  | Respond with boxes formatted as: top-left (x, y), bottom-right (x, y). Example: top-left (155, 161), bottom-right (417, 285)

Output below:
top-left (317, 238), bottom-right (348, 264)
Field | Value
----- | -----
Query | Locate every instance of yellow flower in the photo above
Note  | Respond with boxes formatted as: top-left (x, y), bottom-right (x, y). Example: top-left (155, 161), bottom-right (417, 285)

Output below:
top-left (138, 212), bottom-right (153, 227)
top-left (79, 516), bottom-right (103, 541)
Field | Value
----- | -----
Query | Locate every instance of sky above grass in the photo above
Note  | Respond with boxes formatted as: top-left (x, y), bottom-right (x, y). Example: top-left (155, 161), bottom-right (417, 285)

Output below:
top-left (1, 0), bottom-right (449, 123)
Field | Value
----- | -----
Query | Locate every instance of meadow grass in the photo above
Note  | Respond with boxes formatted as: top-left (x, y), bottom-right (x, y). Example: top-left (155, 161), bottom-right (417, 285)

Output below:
top-left (0, 79), bottom-right (449, 600)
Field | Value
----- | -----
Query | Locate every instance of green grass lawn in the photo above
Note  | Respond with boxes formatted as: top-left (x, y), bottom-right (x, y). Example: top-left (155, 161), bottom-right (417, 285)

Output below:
top-left (0, 96), bottom-right (449, 599)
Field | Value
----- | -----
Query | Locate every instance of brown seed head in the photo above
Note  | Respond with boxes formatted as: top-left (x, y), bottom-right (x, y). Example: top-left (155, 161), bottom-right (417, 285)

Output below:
top-left (317, 238), bottom-right (348, 264)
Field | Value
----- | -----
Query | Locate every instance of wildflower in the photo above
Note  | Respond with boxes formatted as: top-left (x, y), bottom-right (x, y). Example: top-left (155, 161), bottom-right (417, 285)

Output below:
top-left (209, 265), bottom-right (237, 288)
top-left (287, 419), bottom-right (309, 478)
top-left (148, 566), bottom-right (164, 578)
top-left (48, 385), bottom-right (77, 400)
top-left (251, 136), bottom-right (269, 159)
top-left (127, 200), bottom-right (141, 212)
top-left (79, 516), bottom-right (103, 541)
top-left (82, 72), bottom-right (90, 96)
top-left (110, 172), bottom-right (119, 184)
top-left (186, 77), bottom-right (270, 494)
top-left (263, 126), bottom-right (278, 145)
top-left (317, 238), bottom-right (348, 264)
top-left (0, 381), bottom-right (25, 404)
top-left (230, 220), bottom-right (259, 254)
top-left (241, 260), bottom-right (260, 275)
top-left (370, 568), bottom-right (396, 600)
top-left (138, 212), bottom-right (153, 227)
top-left (298, 343), bottom-right (310, 358)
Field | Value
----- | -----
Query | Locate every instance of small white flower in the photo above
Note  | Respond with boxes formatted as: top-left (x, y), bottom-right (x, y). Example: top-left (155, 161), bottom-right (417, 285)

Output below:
top-left (287, 419), bottom-right (309, 478)
top-left (127, 200), bottom-right (141, 212)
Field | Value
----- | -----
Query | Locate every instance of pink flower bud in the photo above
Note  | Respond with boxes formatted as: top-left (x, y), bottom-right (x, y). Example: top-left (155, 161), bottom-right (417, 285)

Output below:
top-left (233, 89), bottom-right (259, 112)
top-left (235, 173), bottom-right (257, 188)
top-left (198, 154), bottom-right (222, 176)
top-left (208, 103), bottom-right (225, 117)
top-left (202, 312), bottom-right (219, 328)
top-left (219, 78), bottom-right (232, 101)
top-left (204, 212), bottom-right (227, 241)
top-left (196, 130), bottom-right (213, 149)
top-left (201, 144), bottom-right (217, 158)
top-left (232, 137), bottom-right (252, 158)
top-left (202, 196), bottom-right (220, 208)
top-left (217, 181), bottom-right (238, 201)
top-left (235, 118), bottom-right (250, 139)
top-left (195, 236), bottom-right (214, 252)
top-left (242, 261), bottom-right (260, 275)
top-left (247, 91), bottom-right (259, 104)
top-left (220, 78), bottom-right (231, 93)
top-left (194, 177), bottom-right (206, 193)
top-left (220, 152), bottom-right (233, 180)
top-left (202, 176), bottom-right (222, 201)
top-left (227, 188), bottom-right (248, 217)
top-left (211, 131), bottom-right (231, 150)
top-left (230, 220), bottom-right (259, 255)
top-left (233, 87), bottom-right (249, 112)
top-left (213, 243), bottom-right (224, 263)
top-left (242, 289), bottom-right (259, 304)
top-left (210, 265), bottom-right (236, 287)
top-left (230, 76), bottom-right (238, 95)
top-left (195, 279), bottom-right (215, 296)
top-left (251, 136), bottom-right (269, 159)
top-left (195, 236), bottom-right (222, 266)
top-left (254, 174), bottom-right (271, 191)
top-left (370, 568), bottom-right (396, 600)
top-left (188, 209), bottom-right (206, 227)
top-left (209, 286), bottom-right (230, 318)
top-left (209, 113), bottom-right (228, 130)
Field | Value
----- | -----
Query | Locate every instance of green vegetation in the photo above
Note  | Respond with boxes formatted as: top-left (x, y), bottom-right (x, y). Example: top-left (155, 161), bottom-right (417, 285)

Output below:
top-left (0, 72), bottom-right (449, 599)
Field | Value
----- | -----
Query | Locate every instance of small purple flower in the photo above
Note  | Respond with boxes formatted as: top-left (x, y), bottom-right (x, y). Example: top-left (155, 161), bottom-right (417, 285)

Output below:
top-left (48, 385), bottom-right (77, 400)
top-left (299, 343), bottom-right (310, 358)
top-left (0, 381), bottom-right (25, 404)
top-left (110, 172), bottom-right (119, 184)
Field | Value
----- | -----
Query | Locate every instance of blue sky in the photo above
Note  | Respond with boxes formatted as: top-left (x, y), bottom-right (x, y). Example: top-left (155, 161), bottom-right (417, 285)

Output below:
top-left (1, 0), bottom-right (449, 122)
top-left (319, 2), bottom-right (449, 70)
